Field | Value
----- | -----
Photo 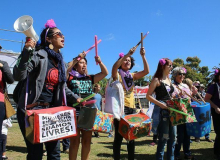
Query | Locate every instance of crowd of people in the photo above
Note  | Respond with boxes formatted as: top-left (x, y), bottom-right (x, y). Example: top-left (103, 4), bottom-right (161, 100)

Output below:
top-left (0, 18), bottom-right (219, 160)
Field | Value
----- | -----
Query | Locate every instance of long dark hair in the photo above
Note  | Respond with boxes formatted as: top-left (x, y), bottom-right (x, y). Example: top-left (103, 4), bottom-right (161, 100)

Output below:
top-left (39, 27), bottom-right (57, 48)
top-left (153, 58), bottom-right (172, 81)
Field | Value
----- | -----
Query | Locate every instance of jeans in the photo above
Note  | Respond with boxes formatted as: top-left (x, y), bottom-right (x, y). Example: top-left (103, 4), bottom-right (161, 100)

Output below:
top-left (156, 109), bottom-right (177, 160)
top-left (0, 102), bottom-right (5, 160)
top-left (17, 107), bottom-right (61, 160)
top-left (174, 124), bottom-right (191, 157)
top-left (62, 138), bottom-right (70, 152)
top-left (113, 107), bottom-right (136, 160)
top-left (212, 108), bottom-right (220, 155)
top-left (152, 105), bottom-right (161, 134)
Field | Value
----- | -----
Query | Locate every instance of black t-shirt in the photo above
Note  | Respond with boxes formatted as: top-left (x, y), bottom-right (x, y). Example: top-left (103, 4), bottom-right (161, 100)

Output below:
top-left (68, 74), bottom-right (94, 99)
top-left (37, 58), bottom-right (59, 103)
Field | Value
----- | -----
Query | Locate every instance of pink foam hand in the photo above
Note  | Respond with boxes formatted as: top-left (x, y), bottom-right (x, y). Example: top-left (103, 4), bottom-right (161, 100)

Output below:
top-left (82, 100), bottom-right (97, 106)
top-left (95, 35), bottom-right (98, 65)
top-left (77, 39), bottom-right (102, 61)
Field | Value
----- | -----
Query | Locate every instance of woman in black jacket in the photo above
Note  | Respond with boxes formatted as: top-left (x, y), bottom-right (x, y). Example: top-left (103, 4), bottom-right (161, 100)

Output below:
top-left (13, 20), bottom-right (81, 160)
top-left (0, 55), bottom-right (14, 160)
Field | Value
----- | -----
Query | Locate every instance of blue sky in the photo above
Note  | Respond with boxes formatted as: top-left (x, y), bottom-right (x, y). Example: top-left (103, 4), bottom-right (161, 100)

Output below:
top-left (0, 0), bottom-right (220, 79)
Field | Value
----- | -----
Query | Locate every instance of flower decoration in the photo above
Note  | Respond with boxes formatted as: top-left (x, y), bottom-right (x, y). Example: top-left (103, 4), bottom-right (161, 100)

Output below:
top-left (215, 69), bottom-right (219, 75)
top-left (45, 19), bottom-right (56, 28)
top-left (119, 52), bottom-right (124, 58)
top-left (159, 58), bottom-right (166, 65)
top-left (182, 67), bottom-right (187, 73)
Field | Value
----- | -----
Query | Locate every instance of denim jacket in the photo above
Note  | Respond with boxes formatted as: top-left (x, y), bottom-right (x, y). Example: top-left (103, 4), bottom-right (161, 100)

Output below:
top-left (13, 48), bottom-right (80, 112)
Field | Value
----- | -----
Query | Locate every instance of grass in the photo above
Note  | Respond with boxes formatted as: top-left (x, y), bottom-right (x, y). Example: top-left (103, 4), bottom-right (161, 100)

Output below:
top-left (6, 123), bottom-right (216, 160)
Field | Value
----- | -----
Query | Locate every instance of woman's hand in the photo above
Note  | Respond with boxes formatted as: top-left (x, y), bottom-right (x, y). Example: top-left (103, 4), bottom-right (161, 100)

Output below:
top-left (78, 51), bottom-right (86, 59)
top-left (160, 103), bottom-right (168, 110)
top-left (215, 107), bottom-right (220, 114)
top-left (76, 98), bottom-right (83, 103)
top-left (140, 47), bottom-right (145, 56)
top-left (128, 46), bottom-right (137, 56)
top-left (95, 56), bottom-right (101, 64)
top-left (24, 38), bottom-right (36, 49)
top-left (0, 63), bottom-right (3, 68)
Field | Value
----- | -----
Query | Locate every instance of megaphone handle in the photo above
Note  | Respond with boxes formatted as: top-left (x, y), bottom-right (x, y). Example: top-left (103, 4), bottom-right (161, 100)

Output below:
top-left (25, 37), bottom-right (34, 51)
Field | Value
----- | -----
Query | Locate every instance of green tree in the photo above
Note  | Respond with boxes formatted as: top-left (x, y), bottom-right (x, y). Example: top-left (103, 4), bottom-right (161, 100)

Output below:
top-left (97, 78), bottom-right (108, 96)
top-left (133, 72), bottom-right (152, 86)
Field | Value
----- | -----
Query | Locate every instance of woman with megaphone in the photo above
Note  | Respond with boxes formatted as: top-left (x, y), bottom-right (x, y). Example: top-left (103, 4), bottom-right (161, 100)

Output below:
top-left (13, 19), bottom-right (82, 160)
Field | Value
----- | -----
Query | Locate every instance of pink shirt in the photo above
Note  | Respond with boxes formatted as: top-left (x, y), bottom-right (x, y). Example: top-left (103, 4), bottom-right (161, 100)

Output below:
top-left (0, 70), bottom-right (4, 102)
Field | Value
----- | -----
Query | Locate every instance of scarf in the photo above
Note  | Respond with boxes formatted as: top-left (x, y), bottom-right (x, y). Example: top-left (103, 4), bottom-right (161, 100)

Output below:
top-left (119, 69), bottom-right (134, 91)
top-left (44, 47), bottom-right (66, 82)
top-left (69, 69), bottom-right (86, 78)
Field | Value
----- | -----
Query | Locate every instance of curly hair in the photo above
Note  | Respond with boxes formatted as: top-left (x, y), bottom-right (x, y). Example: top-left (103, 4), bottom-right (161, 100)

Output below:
top-left (172, 67), bottom-right (184, 80)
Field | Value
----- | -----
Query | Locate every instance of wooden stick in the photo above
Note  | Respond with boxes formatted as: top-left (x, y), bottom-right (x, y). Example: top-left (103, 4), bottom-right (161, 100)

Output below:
top-left (176, 86), bottom-right (202, 104)
top-left (196, 92), bottom-right (206, 104)
top-left (135, 88), bottom-right (142, 109)
top-left (141, 32), bottom-right (143, 48)
top-left (135, 31), bottom-right (149, 48)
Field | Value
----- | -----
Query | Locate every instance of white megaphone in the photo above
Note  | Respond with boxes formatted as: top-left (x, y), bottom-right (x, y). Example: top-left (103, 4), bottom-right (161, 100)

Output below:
top-left (14, 15), bottom-right (39, 50)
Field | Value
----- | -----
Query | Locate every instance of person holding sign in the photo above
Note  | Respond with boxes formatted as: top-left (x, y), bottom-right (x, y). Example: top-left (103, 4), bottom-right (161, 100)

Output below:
top-left (146, 58), bottom-right (176, 160)
top-left (171, 67), bottom-right (196, 160)
top-left (67, 52), bottom-right (108, 160)
top-left (112, 43), bottom-right (149, 160)
top-left (13, 19), bottom-right (81, 160)
top-left (205, 68), bottom-right (220, 160)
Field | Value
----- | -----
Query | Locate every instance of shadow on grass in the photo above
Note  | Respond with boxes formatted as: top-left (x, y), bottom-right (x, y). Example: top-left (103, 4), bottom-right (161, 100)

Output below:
top-left (97, 153), bottom-right (155, 159)
top-left (190, 148), bottom-right (215, 160)
top-left (7, 146), bottom-right (26, 153)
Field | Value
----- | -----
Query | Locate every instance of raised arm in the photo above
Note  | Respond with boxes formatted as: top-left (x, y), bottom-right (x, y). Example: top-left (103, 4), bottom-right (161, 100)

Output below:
top-left (93, 56), bottom-right (108, 84)
top-left (146, 78), bottom-right (168, 109)
top-left (13, 39), bottom-right (36, 81)
top-left (112, 47), bottom-right (136, 81)
top-left (133, 47), bottom-right (149, 80)
top-left (66, 52), bottom-right (86, 79)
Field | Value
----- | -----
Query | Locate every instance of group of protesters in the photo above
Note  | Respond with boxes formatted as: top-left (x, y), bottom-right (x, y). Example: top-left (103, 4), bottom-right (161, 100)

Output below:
top-left (0, 18), bottom-right (219, 160)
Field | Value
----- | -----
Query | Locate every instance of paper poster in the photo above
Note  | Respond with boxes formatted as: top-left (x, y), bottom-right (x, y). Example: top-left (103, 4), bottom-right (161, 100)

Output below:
top-left (39, 110), bottom-right (76, 143)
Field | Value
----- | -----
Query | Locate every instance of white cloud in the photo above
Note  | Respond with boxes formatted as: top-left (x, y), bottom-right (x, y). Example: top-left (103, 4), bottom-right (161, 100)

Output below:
top-left (155, 10), bottom-right (163, 16)
top-left (105, 33), bottom-right (115, 41)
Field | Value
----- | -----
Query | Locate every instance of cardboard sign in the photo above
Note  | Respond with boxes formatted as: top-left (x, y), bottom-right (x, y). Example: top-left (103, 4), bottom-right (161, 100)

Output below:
top-left (26, 106), bottom-right (77, 144)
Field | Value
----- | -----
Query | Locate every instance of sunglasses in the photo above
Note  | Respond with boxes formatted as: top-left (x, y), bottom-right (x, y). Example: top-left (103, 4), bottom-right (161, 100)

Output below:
top-left (52, 32), bottom-right (64, 38)
top-left (178, 73), bottom-right (186, 76)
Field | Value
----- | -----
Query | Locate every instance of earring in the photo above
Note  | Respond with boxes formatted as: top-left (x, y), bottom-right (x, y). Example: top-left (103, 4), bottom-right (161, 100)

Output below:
top-left (49, 44), bottom-right (54, 50)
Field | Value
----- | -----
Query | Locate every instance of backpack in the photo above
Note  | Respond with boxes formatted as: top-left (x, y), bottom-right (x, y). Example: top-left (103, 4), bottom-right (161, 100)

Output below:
top-left (104, 76), bottom-right (124, 120)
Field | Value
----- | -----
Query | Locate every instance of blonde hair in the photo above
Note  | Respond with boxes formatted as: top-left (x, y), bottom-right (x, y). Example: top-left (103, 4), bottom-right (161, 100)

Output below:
top-left (183, 78), bottom-right (193, 90)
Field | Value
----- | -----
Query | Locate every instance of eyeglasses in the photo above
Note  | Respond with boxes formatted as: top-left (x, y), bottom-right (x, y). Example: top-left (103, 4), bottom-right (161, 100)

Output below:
top-left (178, 73), bottom-right (186, 76)
top-left (52, 32), bottom-right (64, 38)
